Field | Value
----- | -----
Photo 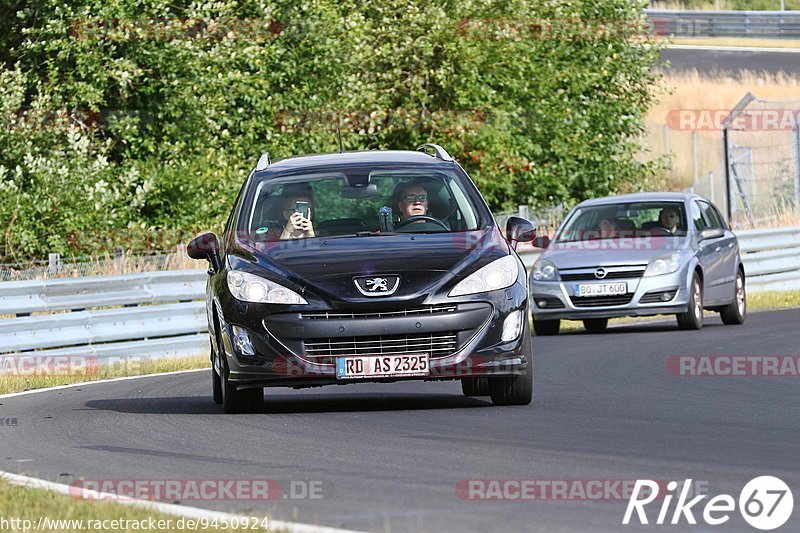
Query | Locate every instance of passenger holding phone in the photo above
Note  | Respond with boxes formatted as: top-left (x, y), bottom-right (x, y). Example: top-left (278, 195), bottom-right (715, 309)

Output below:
top-left (280, 195), bottom-right (315, 239)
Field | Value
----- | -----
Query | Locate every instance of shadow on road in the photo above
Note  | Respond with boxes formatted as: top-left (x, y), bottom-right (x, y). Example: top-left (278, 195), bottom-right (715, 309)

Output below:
top-left (557, 320), bottom-right (728, 336)
top-left (83, 393), bottom-right (492, 415)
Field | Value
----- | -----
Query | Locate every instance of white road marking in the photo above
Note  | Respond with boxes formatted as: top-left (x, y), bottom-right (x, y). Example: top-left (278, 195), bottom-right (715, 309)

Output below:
top-left (1, 469), bottom-right (365, 533)
top-left (1, 371), bottom-right (368, 532)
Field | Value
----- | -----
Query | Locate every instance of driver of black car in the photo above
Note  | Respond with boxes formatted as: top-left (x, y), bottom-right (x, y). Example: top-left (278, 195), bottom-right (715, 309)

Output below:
top-left (391, 182), bottom-right (448, 231)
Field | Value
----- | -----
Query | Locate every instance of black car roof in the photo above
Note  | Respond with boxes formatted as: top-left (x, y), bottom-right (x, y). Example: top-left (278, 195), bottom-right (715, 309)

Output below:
top-left (255, 150), bottom-right (453, 177)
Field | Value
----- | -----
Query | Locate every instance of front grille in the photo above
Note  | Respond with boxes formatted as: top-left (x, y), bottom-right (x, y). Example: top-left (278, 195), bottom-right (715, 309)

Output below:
top-left (561, 269), bottom-right (645, 282)
top-left (300, 305), bottom-right (456, 320)
top-left (304, 332), bottom-right (458, 362)
top-left (569, 294), bottom-right (634, 307)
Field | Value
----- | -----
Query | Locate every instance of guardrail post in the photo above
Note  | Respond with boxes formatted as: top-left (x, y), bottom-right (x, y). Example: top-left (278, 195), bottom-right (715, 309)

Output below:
top-left (723, 126), bottom-right (733, 225)
top-left (48, 253), bottom-right (60, 277)
top-left (518, 205), bottom-right (529, 220)
top-left (113, 248), bottom-right (125, 274)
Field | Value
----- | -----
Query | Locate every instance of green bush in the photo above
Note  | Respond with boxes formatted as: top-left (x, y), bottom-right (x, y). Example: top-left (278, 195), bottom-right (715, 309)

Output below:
top-left (1, 0), bottom-right (664, 263)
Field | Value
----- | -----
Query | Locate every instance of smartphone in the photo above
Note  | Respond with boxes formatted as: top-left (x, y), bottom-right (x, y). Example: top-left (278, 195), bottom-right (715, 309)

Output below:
top-left (294, 201), bottom-right (309, 219)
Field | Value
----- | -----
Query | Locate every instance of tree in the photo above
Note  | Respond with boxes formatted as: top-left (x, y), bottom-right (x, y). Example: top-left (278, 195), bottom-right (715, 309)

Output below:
top-left (1, 0), bottom-right (664, 262)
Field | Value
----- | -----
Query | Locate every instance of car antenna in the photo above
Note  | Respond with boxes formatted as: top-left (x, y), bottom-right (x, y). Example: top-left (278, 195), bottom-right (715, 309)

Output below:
top-left (337, 115), bottom-right (344, 153)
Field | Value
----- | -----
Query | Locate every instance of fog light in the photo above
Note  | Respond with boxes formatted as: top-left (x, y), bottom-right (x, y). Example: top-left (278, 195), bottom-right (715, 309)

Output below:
top-left (231, 325), bottom-right (256, 356)
top-left (537, 299), bottom-right (548, 308)
top-left (501, 310), bottom-right (524, 342)
top-left (661, 291), bottom-right (676, 302)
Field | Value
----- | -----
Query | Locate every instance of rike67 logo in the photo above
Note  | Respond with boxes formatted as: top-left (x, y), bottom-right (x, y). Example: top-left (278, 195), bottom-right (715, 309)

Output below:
top-left (623, 477), bottom-right (794, 530)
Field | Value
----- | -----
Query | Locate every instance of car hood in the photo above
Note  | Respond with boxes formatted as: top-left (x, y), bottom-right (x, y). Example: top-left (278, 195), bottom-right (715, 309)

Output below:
top-left (230, 229), bottom-right (510, 304)
top-left (541, 236), bottom-right (690, 269)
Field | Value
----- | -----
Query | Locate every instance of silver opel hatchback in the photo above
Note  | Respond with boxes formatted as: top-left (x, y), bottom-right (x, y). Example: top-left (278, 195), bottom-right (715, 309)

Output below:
top-left (529, 193), bottom-right (746, 335)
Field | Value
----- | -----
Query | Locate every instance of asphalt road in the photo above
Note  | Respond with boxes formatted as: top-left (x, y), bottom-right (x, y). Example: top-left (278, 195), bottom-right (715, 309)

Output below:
top-left (2, 309), bottom-right (799, 532)
top-left (661, 47), bottom-right (800, 76)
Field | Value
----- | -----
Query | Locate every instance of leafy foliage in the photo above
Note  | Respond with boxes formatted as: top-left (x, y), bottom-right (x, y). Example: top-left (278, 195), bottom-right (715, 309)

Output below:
top-left (1, 0), bottom-right (664, 262)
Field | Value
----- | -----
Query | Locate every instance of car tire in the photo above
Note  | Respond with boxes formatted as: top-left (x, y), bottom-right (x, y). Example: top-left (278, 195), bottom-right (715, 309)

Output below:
top-left (720, 269), bottom-right (746, 325)
top-left (677, 273), bottom-right (703, 331)
top-left (533, 318), bottom-right (560, 336)
top-left (218, 331), bottom-right (262, 414)
top-left (212, 359), bottom-right (223, 405)
top-left (489, 320), bottom-right (533, 406)
top-left (461, 377), bottom-right (490, 397)
top-left (582, 318), bottom-right (608, 333)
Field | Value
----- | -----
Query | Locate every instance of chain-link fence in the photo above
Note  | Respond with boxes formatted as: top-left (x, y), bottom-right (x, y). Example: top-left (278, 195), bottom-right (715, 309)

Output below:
top-left (685, 93), bottom-right (800, 229)
top-left (494, 205), bottom-right (567, 238)
top-left (0, 246), bottom-right (202, 282)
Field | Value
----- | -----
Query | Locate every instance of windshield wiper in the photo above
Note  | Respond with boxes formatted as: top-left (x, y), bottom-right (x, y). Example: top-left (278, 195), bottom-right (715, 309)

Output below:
top-left (355, 231), bottom-right (403, 237)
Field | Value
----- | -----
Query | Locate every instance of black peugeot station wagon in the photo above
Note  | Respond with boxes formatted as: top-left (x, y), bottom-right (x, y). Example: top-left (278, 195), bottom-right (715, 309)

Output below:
top-left (188, 144), bottom-right (536, 413)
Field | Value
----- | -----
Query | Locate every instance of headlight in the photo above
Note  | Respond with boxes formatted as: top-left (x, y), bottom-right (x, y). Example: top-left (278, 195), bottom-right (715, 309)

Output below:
top-left (644, 253), bottom-right (682, 277)
top-left (532, 258), bottom-right (559, 281)
top-left (449, 255), bottom-right (519, 297)
top-left (227, 270), bottom-right (308, 304)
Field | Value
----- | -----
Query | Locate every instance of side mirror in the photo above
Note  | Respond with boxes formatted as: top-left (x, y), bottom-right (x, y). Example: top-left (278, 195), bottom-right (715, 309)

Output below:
top-left (187, 232), bottom-right (221, 272)
top-left (699, 228), bottom-right (724, 241)
top-left (505, 216), bottom-right (536, 250)
top-left (532, 235), bottom-right (550, 249)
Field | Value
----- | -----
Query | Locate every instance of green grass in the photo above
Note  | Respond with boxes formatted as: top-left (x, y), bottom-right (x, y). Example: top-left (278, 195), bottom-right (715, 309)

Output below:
top-left (748, 290), bottom-right (800, 311)
top-left (0, 479), bottom-right (266, 532)
top-left (0, 355), bottom-right (209, 395)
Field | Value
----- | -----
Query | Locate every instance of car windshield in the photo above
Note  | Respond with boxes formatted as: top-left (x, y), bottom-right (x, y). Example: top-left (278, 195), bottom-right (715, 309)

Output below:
top-left (240, 167), bottom-right (484, 241)
top-left (555, 201), bottom-right (688, 242)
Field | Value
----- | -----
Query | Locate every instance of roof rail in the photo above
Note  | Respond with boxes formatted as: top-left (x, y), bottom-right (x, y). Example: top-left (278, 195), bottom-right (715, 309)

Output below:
top-left (255, 152), bottom-right (271, 171)
top-left (416, 143), bottom-right (453, 162)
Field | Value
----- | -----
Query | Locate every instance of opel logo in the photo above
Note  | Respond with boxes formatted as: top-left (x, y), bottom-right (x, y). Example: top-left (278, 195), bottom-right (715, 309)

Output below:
top-left (354, 275), bottom-right (400, 297)
top-left (594, 268), bottom-right (607, 279)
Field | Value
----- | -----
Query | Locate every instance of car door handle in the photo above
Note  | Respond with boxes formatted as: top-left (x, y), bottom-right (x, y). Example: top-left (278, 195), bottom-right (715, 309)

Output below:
top-left (714, 246), bottom-right (721, 252)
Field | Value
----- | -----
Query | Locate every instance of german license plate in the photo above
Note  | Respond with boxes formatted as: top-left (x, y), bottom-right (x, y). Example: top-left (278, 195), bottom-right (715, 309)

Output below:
top-left (574, 282), bottom-right (628, 297)
top-left (336, 354), bottom-right (429, 379)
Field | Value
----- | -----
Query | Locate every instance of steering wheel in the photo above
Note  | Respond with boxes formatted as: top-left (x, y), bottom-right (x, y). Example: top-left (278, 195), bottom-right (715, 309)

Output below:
top-left (650, 227), bottom-right (672, 235)
top-left (395, 215), bottom-right (449, 231)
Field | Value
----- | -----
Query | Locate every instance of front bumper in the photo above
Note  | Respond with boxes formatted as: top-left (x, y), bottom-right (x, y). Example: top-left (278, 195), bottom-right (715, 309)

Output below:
top-left (530, 269), bottom-right (690, 321)
top-left (219, 282), bottom-right (530, 389)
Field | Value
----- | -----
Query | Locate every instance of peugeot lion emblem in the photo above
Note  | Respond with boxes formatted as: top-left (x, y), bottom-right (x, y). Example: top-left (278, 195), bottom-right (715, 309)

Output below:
top-left (354, 275), bottom-right (401, 297)
top-left (594, 268), bottom-right (607, 279)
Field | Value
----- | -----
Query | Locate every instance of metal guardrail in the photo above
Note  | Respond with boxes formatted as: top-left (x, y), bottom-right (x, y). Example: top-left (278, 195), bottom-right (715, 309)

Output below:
top-left (0, 270), bottom-right (209, 361)
top-left (646, 9), bottom-right (800, 39)
top-left (0, 270), bottom-right (207, 315)
top-left (736, 226), bottom-right (800, 292)
top-left (0, 227), bottom-right (797, 362)
top-left (517, 225), bottom-right (800, 293)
